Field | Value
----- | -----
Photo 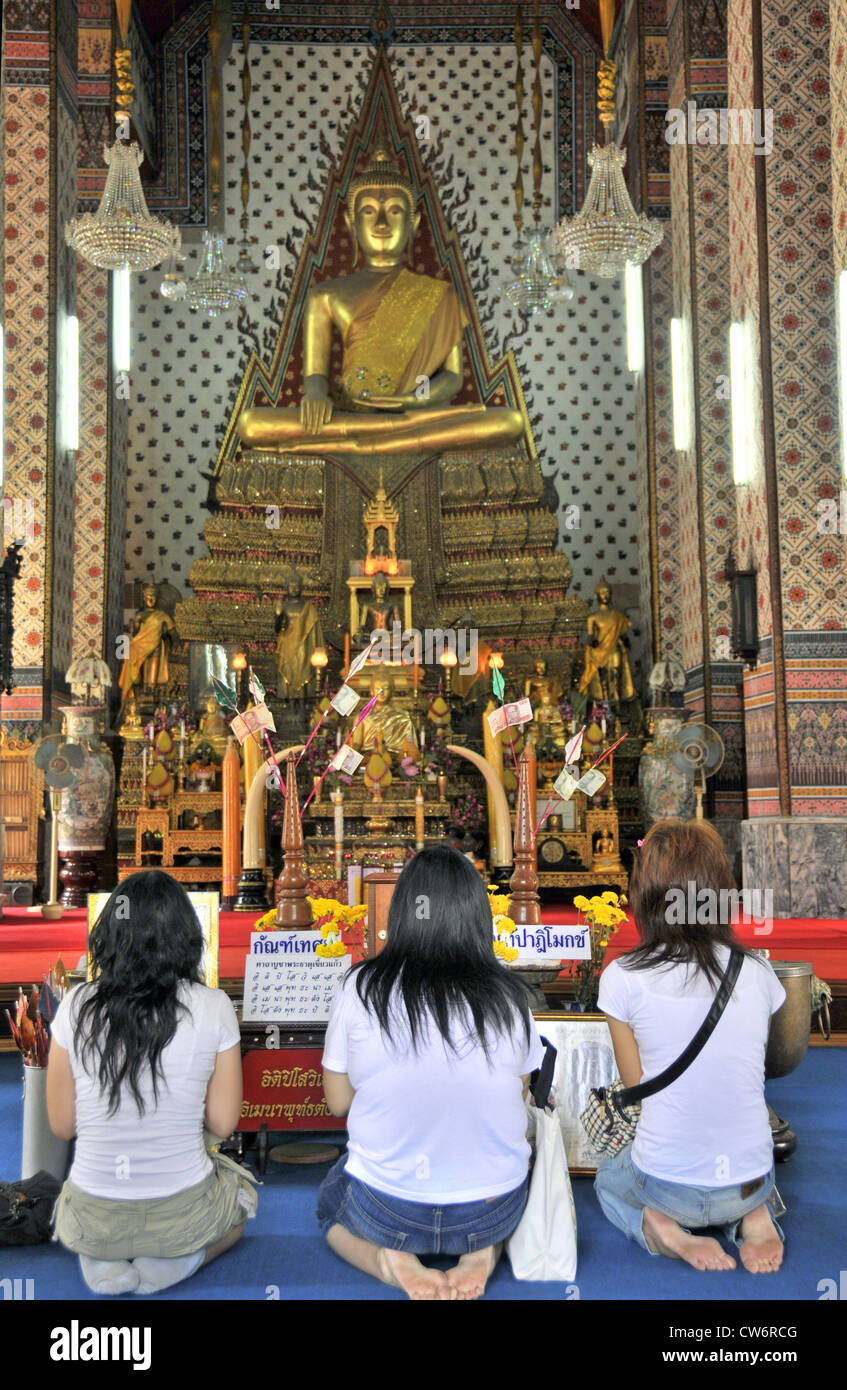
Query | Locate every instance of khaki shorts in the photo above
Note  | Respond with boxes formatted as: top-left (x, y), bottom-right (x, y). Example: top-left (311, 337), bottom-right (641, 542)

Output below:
top-left (53, 1150), bottom-right (258, 1261)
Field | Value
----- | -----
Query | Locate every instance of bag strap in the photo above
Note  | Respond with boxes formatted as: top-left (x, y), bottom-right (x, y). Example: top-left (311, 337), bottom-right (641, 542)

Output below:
top-left (530, 1035), bottom-right (557, 1110)
top-left (617, 948), bottom-right (744, 1108)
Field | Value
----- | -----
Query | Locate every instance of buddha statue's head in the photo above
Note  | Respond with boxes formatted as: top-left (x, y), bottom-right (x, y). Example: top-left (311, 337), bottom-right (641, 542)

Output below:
top-left (372, 572), bottom-right (390, 602)
top-left (595, 579), bottom-right (612, 607)
top-left (370, 675), bottom-right (392, 706)
top-left (345, 148), bottom-right (420, 268)
top-left (142, 583), bottom-right (157, 608)
top-left (288, 569), bottom-right (303, 599)
top-left (533, 658), bottom-right (548, 677)
top-left (204, 695), bottom-right (218, 715)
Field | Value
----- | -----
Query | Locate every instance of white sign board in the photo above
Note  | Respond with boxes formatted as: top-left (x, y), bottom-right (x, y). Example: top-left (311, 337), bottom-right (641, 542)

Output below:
top-left (499, 923), bottom-right (591, 963)
top-left (242, 931), bottom-right (350, 1024)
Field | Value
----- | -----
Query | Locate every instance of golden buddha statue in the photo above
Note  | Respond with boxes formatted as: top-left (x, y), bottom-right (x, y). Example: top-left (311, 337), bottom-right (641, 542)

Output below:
top-left (274, 570), bottom-right (325, 698)
top-left (357, 571), bottom-right (402, 640)
top-left (524, 658), bottom-right (563, 708)
top-left (195, 695), bottom-right (229, 759)
top-left (353, 676), bottom-right (418, 760)
top-left (237, 148), bottom-right (523, 456)
top-left (118, 583), bottom-right (175, 706)
top-left (530, 688), bottom-right (567, 758)
top-left (578, 579), bottom-right (636, 704)
top-left (118, 694), bottom-right (144, 740)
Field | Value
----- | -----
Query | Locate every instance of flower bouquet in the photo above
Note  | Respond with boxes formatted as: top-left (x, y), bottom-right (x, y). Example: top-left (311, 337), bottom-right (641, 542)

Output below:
top-left (487, 887), bottom-right (518, 964)
top-left (571, 891), bottom-right (628, 1008)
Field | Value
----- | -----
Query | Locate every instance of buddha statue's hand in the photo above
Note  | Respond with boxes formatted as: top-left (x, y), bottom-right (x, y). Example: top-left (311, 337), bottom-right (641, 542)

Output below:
top-left (300, 388), bottom-right (333, 434)
top-left (367, 394), bottom-right (414, 412)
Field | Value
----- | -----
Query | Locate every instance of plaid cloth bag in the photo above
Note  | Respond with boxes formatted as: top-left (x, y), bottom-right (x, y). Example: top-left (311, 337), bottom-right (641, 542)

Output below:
top-left (580, 948), bottom-right (743, 1159)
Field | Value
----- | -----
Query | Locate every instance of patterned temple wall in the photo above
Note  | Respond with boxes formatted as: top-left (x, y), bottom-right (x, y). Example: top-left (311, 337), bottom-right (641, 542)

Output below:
top-left (124, 14), bottom-right (644, 687)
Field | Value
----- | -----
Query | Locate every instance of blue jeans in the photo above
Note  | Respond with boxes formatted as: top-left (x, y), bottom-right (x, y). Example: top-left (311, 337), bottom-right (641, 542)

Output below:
top-left (317, 1154), bottom-right (529, 1256)
top-left (594, 1146), bottom-right (785, 1254)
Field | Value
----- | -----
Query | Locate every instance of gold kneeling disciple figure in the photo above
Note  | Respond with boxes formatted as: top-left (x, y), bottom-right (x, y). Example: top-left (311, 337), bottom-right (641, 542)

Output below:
top-left (237, 147), bottom-right (523, 457)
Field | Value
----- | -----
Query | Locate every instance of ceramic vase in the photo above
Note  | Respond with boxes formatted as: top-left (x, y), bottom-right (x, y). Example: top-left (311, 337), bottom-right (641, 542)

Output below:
top-left (57, 705), bottom-right (115, 906)
top-left (638, 706), bottom-right (696, 827)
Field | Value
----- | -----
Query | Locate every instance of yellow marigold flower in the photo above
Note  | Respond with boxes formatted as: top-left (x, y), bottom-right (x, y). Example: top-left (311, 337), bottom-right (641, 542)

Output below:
top-left (504, 945), bottom-right (519, 963)
top-left (496, 916), bottom-right (516, 936)
top-left (315, 943), bottom-right (331, 959)
top-left (488, 894), bottom-right (511, 917)
top-left (330, 941), bottom-right (348, 957)
top-left (599, 938), bottom-right (609, 949)
top-left (620, 894), bottom-right (628, 906)
top-left (492, 939), bottom-right (507, 959)
top-left (573, 895), bottom-right (590, 911)
top-left (255, 909), bottom-right (277, 931)
top-left (320, 922), bottom-right (340, 939)
top-left (601, 891), bottom-right (619, 905)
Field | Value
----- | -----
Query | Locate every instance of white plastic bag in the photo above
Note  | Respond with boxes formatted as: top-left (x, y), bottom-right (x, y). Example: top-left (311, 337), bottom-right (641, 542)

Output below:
top-left (507, 1104), bottom-right (578, 1282)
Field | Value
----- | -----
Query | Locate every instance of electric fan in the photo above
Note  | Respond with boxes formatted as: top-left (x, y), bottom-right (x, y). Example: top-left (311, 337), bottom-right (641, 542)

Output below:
top-left (670, 722), bottom-right (725, 819)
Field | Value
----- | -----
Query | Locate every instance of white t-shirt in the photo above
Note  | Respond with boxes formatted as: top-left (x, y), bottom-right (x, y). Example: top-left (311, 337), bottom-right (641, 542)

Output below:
top-left (323, 974), bottom-right (545, 1203)
top-left (51, 980), bottom-right (240, 1200)
top-left (598, 946), bottom-right (786, 1187)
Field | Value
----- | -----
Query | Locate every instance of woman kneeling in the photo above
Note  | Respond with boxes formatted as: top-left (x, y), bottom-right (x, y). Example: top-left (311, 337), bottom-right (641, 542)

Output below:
top-left (317, 846), bottom-right (544, 1300)
top-left (595, 820), bottom-right (785, 1274)
top-left (47, 871), bottom-right (257, 1296)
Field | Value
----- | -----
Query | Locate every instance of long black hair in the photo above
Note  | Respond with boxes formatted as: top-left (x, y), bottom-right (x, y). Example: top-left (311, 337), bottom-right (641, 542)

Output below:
top-left (75, 870), bottom-right (205, 1115)
top-left (354, 846), bottom-right (532, 1056)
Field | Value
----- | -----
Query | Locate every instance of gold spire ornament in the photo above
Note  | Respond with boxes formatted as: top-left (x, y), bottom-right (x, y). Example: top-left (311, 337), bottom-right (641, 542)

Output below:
top-left (552, 0), bottom-right (663, 279)
top-left (65, 0), bottom-right (180, 272)
top-left (236, 2), bottom-right (257, 273)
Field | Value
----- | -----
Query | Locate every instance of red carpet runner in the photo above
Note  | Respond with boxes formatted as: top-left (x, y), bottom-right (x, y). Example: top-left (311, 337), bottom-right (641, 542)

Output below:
top-left (1, 905), bottom-right (845, 986)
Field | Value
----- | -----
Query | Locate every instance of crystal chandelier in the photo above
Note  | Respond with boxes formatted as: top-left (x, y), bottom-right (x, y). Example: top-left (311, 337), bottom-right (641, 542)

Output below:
top-left (65, 3), bottom-right (180, 272)
top-left (502, 3), bottom-right (572, 317)
top-left (188, 0), bottom-right (248, 315)
top-left (552, 142), bottom-right (663, 280)
top-left (186, 230), bottom-right (247, 318)
top-left (552, 0), bottom-right (663, 280)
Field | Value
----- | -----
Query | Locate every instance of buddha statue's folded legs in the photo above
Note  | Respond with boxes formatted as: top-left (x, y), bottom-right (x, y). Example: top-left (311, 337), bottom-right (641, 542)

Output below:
top-left (239, 403), bottom-right (525, 456)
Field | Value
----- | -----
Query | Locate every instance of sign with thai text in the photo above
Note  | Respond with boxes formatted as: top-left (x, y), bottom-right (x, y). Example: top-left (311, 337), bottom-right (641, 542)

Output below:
top-left (499, 923), bottom-right (591, 963)
top-left (242, 931), bottom-right (351, 1024)
top-left (239, 1048), bottom-right (342, 1132)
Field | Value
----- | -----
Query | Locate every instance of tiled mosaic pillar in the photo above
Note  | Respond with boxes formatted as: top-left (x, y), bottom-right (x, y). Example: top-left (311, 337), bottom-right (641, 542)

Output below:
top-left (2, 0), bottom-right (78, 729)
top-left (73, 1), bottom-right (128, 683)
top-left (729, 0), bottom-right (847, 909)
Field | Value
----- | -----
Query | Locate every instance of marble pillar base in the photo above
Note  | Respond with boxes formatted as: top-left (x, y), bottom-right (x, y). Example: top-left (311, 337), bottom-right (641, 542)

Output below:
top-left (741, 817), bottom-right (847, 919)
top-left (713, 817), bottom-right (743, 885)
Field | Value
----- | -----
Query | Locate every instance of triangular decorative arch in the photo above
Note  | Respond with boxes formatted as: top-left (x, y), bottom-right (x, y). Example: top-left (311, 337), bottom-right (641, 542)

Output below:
top-left (216, 46), bottom-right (536, 473)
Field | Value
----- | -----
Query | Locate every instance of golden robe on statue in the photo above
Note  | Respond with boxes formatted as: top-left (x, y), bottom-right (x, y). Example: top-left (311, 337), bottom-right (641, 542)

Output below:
top-left (275, 602), bottom-right (324, 696)
top-left (338, 267), bottom-right (469, 411)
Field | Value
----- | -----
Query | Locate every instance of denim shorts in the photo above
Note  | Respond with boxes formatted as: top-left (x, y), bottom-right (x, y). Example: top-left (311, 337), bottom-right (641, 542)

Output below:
top-left (317, 1154), bottom-right (529, 1256)
top-left (594, 1144), bottom-right (785, 1254)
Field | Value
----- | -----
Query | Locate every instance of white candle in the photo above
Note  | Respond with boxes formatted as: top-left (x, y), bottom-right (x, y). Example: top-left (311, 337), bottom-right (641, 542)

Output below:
top-left (336, 729), bottom-right (341, 749)
top-left (142, 745), bottom-right (148, 787)
top-left (180, 719), bottom-right (185, 740)
top-left (601, 716), bottom-right (607, 736)
top-left (420, 728), bottom-right (426, 753)
top-left (333, 794), bottom-right (344, 843)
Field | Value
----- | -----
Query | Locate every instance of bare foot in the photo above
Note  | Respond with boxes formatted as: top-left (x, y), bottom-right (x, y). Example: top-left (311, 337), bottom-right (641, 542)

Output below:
top-left (375, 1247), bottom-right (455, 1300)
top-left (445, 1245), bottom-right (500, 1300)
top-left (739, 1204), bottom-right (784, 1274)
top-left (643, 1208), bottom-right (736, 1271)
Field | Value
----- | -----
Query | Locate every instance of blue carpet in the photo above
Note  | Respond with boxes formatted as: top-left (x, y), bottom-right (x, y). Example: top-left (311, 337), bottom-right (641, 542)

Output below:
top-left (0, 1049), bottom-right (842, 1301)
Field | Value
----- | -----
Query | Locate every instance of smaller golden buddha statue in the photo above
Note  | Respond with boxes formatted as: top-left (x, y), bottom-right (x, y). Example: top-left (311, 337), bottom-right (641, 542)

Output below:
top-left (578, 579), bottom-right (636, 704)
top-left (592, 826), bottom-right (621, 869)
top-left (274, 570), bottom-right (325, 698)
top-left (525, 658), bottom-right (563, 709)
top-left (530, 688), bottom-right (567, 759)
top-left (195, 695), bottom-right (229, 760)
top-left (118, 582), bottom-right (175, 706)
top-left (118, 694), bottom-right (144, 741)
top-left (353, 676), bottom-right (418, 760)
top-left (357, 572), bottom-right (402, 640)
